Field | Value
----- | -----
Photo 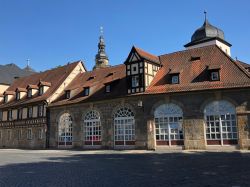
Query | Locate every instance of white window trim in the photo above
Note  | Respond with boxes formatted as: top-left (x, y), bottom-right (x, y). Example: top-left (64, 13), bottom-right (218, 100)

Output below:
top-left (211, 71), bottom-right (219, 81)
top-left (171, 75), bottom-right (179, 84)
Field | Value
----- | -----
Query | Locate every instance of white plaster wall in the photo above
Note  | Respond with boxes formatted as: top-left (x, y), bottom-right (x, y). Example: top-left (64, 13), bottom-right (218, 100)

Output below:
top-left (0, 85), bottom-right (9, 94)
top-left (186, 39), bottom-right (231, 56)
top-left (47, 62), bottom-right (85, 103)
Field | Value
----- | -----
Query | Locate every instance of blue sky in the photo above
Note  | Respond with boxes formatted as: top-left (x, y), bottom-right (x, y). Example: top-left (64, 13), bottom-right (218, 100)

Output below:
top-left (0, 0), bottom-right (250, 71)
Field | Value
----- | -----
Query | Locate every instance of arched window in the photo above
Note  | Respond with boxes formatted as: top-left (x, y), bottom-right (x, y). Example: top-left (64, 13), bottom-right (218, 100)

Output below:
top-left (154, 103), bottom-right (183, 146)
top-left (58, 113), bottom-right (73, 146)
top-left (204, 100), bottom-right (237, 145)
top-left (83, 110), bottom-right (101, 146)
top-left (114, 107), bottom-right (135, 146)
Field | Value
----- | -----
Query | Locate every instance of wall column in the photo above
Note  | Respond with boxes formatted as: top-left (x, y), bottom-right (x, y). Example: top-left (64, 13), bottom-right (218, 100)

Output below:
top-left (147, 118), bottom-right (156, 150)
top-left (237, 113), bottom-right (250, 149)
top-left (183, 118), bottom-right (206, 150)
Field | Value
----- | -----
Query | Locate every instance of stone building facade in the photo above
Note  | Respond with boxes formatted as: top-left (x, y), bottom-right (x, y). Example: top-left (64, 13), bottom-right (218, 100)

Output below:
top-left (0, 61), bottom-right (86, 148)
top-left (48, 88), bottom-right (250, 150)
top-left (1, 17), bottom-right (250, 150)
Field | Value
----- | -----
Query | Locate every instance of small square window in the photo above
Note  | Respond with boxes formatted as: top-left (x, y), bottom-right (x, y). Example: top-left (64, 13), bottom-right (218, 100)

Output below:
top-left (171, 75), bottom-right (179, 84)
top-left (211, 71), bottom-right (220, 81)
top-left (105, 85), bottom-right (111, 93)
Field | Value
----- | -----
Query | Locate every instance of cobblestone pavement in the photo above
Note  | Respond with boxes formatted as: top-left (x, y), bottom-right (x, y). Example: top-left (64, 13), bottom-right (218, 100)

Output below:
top-left (0, 149), bottom-right (249, 187)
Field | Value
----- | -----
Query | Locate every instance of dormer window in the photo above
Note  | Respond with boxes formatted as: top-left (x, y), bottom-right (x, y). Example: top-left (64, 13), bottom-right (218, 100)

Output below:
top-left (84, 87), bottom-right (90, 96)
top-left (132, 75), bottom-right (139, 88)
top-left (105, 85), bottom-right (111, 93)
top-left (87, 76), bottom-right (95, 81)
top-left (16, 92), bottom-right (20, 100)
top-left (4, 95), bottom-right (8, 103)
top-left (39, 86), bottom-right (44, 96)
top-left (27, 89), bottom-right (32, 98)
top-left (66, 90), bottom-right (71, 99)
top-left (171, 74), bottom-right (179, 84)
top-left (211, 71), bottom-right (220, 81)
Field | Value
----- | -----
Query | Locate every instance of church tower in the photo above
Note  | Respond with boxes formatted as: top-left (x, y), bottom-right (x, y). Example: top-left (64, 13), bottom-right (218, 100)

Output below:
top-left (93, 27), bottom-right (110, 70)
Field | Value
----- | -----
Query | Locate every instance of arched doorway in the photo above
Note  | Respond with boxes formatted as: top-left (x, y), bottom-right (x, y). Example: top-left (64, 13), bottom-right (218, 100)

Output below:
top-left (83, 110), bottom-right (101, 146)
top-left (204, 100), bottom-right (238, 145)
top-left (114, 107), bottom-right (135, 146)
top-left (58, 113), bottom-right (73, 147)
top-left (154, 103), bottom-right (183, 146)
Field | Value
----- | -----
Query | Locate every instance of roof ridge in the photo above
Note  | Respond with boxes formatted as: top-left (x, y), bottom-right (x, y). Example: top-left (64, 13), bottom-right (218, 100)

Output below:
top-left (158, 44), bottom-right (217, 58)
top-left (214, 45), bottom-right (250, 78)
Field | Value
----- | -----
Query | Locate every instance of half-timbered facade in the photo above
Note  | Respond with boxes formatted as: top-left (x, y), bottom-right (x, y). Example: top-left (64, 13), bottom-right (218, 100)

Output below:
top-left (0, 61), bottom-right (86, 148)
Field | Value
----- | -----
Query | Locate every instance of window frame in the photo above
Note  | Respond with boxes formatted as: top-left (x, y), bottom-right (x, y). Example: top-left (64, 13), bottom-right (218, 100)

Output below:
top-left (171, 74), bottom-right (179, 84)
top-left (7, 110), bottom-right (12, 121)
top-left (27, 129), bottom-right (32, 140)
top-left (105, 85), bottom-right (111, 93)
top-left (28, 106), bottom-right (33, 118)
top-left (211, 71), bottom-right (220, 81)
top-left (27, 89), bottom-right (32, 98)
top-left (39, 86), bottom-right (44, 96)
top-left (0, 111), bottom-right (2, 121)
top-left (4, 95), bottom-right (8, 103)
top-left (131, 75), bottom-right (139, 88)
top-left (84, 87), bottom-right (90, 96)
top-left (16, 92), bottom-right (20, 100)
top-left (17, 108), bottom-right (22, 120)
top-left (66, 90), bottom-right (71, 99)
top-left (38, 129), bottom-right (43, 140)
top-left (38, 105), bottom-right (44, 117)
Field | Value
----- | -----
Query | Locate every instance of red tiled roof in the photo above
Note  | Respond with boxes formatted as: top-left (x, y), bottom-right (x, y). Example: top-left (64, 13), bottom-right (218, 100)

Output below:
top-left (16, 87), bottom-right (27, 92)
top-left (4, 91), bottom-right (15, 95)
top-left (134, 46), bottom-right (160, 64)
top-left (39, 81), bottom-right (52, 87)
top-left (27, 84), bottom-right (39, 89)
top-left (50, 45), bottom-right (250, 107)
top-left (0, 61), bottom-right (82, 109)
top-left (146, 45), bottom-right (250, 94)
top-left (50, 64), bottom-right (127, 107)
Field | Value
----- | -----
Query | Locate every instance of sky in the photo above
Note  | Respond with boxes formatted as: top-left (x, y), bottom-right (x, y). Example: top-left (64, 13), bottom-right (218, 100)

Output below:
top-left (0, 0), bottom-right (250, 72)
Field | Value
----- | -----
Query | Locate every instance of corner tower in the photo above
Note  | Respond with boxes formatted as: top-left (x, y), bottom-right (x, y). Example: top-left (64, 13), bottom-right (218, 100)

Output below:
top-left (93, 27), bottom-right (110, 70)
top-left (184, 12), bottom-right (232, 56)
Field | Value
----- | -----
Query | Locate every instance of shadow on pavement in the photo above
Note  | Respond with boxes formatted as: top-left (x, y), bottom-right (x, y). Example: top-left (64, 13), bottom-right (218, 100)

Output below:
top-left (0, 151), bottom-right (249, 187)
